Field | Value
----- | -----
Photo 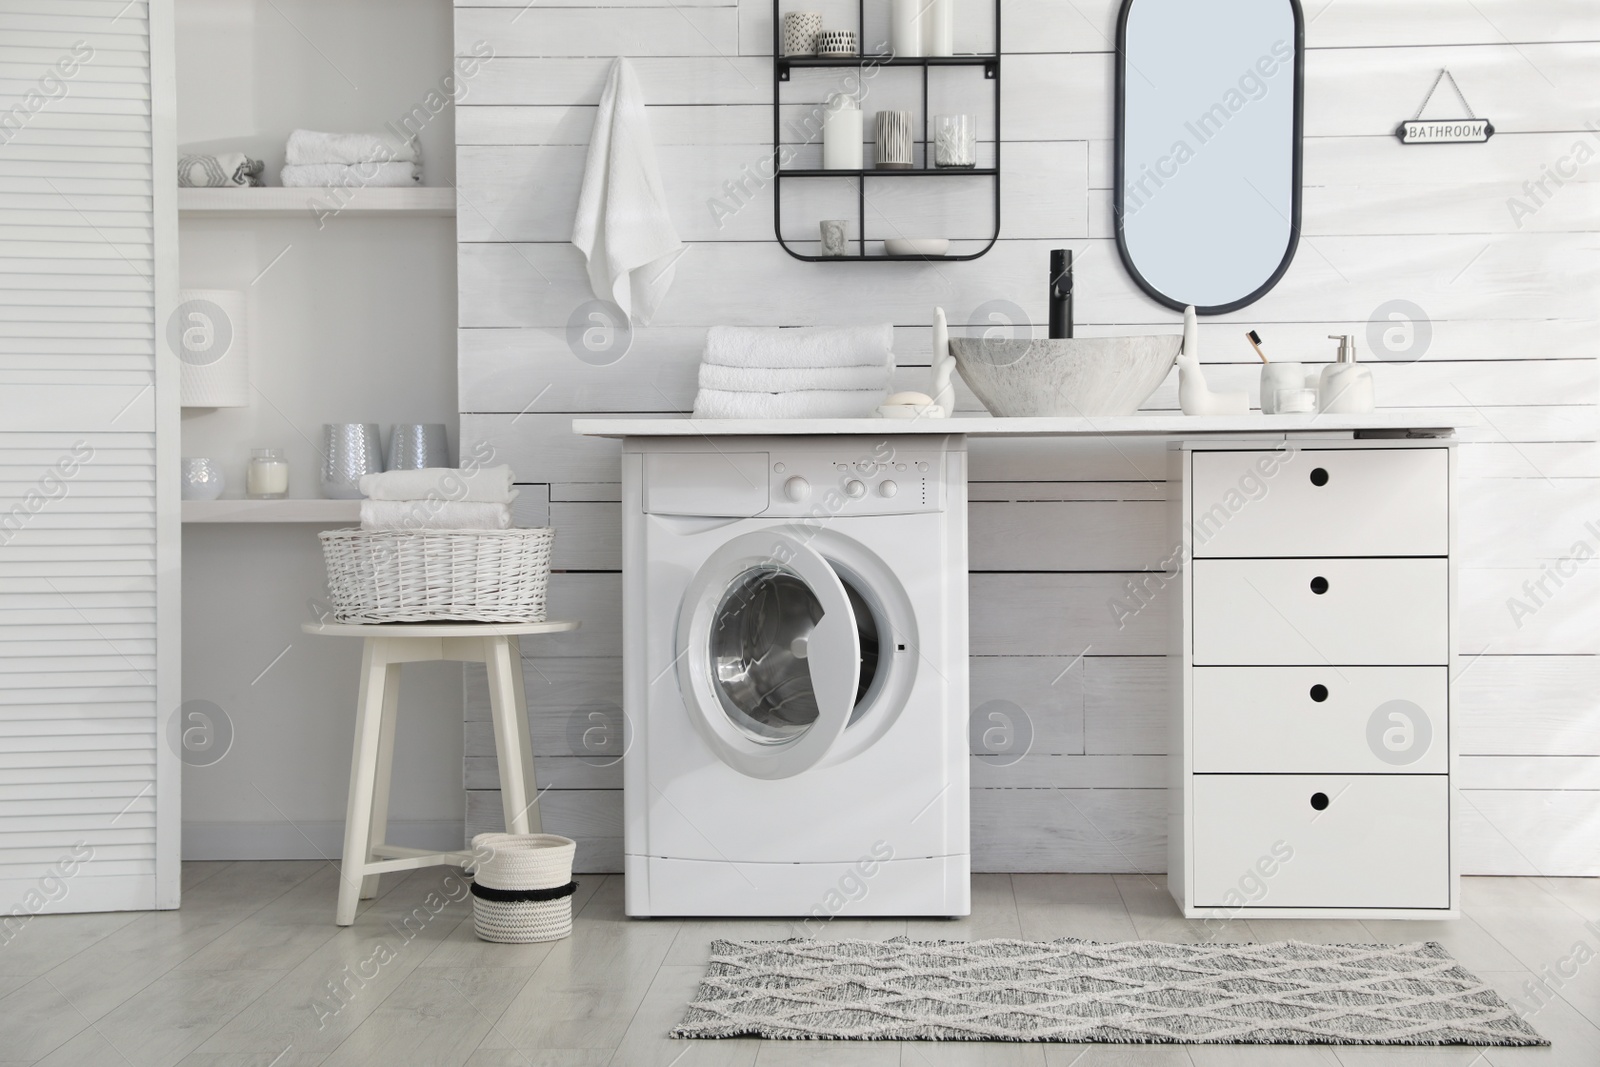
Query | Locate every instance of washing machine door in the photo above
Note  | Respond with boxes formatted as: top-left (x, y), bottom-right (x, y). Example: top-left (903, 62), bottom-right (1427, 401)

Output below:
top-left (676, 528), bottom-right (862, 780)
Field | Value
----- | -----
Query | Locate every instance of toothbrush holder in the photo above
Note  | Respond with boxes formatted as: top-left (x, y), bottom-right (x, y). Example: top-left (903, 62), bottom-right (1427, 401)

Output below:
top-left (1259, 362), bottom-right (1306, 415)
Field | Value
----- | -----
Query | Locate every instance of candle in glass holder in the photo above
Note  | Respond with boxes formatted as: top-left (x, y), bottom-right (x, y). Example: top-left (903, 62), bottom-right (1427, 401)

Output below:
top-left (247, 447), bottom-right (289, 499)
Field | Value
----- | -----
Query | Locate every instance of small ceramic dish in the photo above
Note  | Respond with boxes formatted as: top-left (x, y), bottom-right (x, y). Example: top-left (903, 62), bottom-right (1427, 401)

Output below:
top-left (884, 237), bottom-right (949, 257)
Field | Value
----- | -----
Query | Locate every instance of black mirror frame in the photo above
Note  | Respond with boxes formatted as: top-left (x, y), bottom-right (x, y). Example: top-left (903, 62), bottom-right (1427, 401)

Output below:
top-left (1112, 0), bottom-right (1307, 315)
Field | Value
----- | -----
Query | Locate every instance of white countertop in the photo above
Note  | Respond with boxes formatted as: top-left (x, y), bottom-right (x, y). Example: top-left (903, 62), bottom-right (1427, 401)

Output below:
top-left (573, 410), bottom-right (1467, 438)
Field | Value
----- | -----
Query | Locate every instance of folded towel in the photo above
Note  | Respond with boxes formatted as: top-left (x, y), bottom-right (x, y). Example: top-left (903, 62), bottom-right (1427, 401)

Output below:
top-left (286, 129), bottom-right (419, 166)
top-left (280, 162), bottom-right (421, 187)
top-left (572, 56), bottom-right (685, 325)
top-left (359, 466), bottom-right (517, 504)
top-left (178, 153), bottom-right (265, 187)
top-left (698, 362), bottom-right (892, 394)
top-left (703, 325), bottom-right (895, 370)
top-left (692, 388), bottom-right (888, 420)
top-left (360, 499), bottom-right (513, 531)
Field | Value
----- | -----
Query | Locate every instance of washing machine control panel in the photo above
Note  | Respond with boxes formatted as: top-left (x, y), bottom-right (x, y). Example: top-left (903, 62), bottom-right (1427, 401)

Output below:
top-left (765, 449), bottom-right (944, 516)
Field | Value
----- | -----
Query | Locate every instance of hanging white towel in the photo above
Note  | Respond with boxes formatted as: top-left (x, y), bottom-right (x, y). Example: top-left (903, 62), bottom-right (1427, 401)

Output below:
top-left (572, 57), bottom-right (685, 325)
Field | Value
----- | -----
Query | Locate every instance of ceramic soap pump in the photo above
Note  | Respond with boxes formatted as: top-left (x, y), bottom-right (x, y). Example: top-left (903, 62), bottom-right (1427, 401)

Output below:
top-left (1318, 334), bottom-right (1375, 414)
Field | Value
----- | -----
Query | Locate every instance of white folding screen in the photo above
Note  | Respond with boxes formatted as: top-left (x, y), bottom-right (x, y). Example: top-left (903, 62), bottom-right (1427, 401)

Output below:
top-left (0, 0), bottom-right (179, 912)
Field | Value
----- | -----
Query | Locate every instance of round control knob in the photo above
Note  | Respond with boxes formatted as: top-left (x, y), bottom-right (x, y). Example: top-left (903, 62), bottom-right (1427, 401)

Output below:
top-left (845, 479), bottom-right (867, 498)
top-left (783, 476), bottom-right (810, 502)
top-left (879, 480), bottom-right (898, 498)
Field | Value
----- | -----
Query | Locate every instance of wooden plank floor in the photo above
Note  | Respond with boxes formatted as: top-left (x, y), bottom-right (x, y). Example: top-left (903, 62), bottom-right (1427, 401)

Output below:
top-left (1, 865), bottom-right (1595, 1065)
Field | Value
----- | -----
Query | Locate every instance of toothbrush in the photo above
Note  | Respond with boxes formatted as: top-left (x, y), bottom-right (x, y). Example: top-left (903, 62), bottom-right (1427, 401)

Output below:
top-left (1246, 329), bottom-right (1269, 363)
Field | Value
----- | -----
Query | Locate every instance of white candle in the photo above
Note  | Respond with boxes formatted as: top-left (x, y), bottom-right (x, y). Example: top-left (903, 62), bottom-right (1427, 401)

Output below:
top-left (821, 94), bottom-right (863, 170)
top-left (247, 448), bottom-right (289, 498)
top-left (924, 0), bottom-right (954, 56)
top-left (891, 0), bottom-right (923, 58)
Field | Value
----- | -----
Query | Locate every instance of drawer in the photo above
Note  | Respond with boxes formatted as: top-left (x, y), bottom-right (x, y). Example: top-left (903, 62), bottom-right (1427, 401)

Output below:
top-left (1193, 667), bottom-right (1447, 774)
top-left (1192, 774), bottom-right (1450, 909)
top-left (1191, 448), bottom-right (1448, 558)
top-left (1193, 558), bottom-right (1449, 665)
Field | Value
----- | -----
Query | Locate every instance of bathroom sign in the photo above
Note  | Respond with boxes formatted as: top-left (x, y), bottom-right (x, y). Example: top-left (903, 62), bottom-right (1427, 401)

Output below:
top-left (1397, 118), bottom-right (1492, 144)
top-left (1396, 69), bottom-right (1493, 144)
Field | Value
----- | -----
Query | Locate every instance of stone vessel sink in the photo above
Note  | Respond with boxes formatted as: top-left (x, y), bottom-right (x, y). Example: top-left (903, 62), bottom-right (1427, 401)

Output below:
top-left (948, 335), bottom-right (1182, 417)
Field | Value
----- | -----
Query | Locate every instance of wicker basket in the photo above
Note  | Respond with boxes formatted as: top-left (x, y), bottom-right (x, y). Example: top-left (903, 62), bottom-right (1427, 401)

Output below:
top-left (470, 832), bottom-right (577, 943)
top-left (319, 527), bottom-right (554, 624)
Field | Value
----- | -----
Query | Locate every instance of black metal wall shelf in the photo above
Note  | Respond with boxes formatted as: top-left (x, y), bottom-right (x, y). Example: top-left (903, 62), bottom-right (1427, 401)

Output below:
top-left (772, 0), bottom-right (1001, 262)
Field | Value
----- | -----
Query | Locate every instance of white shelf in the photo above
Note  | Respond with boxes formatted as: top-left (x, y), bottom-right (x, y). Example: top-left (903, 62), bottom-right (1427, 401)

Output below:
top-left (182, 499), bottom-right (361, 524)
top-left (178, 186), bottom-right (456, 218)
top-left (573, 410), bottom-right (1472, 438)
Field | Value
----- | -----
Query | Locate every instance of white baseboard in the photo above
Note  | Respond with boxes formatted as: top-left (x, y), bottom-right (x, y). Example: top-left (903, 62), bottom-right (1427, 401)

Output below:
top-left (183, 819), bottom-right (465, 861)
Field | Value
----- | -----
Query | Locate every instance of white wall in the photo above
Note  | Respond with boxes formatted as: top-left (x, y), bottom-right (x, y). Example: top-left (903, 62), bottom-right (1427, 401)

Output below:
top-left (176, 0), bottom-right (463, 858)
top-left (455, 0), bottom-right (1600, 874)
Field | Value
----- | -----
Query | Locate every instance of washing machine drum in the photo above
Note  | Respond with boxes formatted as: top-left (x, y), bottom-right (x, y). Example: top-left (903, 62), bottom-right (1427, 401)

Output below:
top-left (676, 527), bottom-right (886, 779)
top-left (710, 570), bottom-right (879, 742)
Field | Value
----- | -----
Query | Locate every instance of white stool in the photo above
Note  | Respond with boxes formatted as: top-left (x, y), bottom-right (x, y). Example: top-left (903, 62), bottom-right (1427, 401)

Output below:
top-left (302, 620), bottom-right (580, 925)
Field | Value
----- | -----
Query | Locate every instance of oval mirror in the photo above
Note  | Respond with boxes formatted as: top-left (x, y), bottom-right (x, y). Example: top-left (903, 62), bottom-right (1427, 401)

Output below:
top-left (1114, 0), bottom-right (1304, 314)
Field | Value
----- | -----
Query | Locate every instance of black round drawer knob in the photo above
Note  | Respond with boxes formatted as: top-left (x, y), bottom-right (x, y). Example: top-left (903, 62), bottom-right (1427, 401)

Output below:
top-left (1310, 576), bottom-right (1329, 595)
top-left (1310, 792), bottom-right (1330, 811)
top-left (1310, 467), bottom-right (1329, 486)
top-left (1310, 684), bottom-right (1329, 702)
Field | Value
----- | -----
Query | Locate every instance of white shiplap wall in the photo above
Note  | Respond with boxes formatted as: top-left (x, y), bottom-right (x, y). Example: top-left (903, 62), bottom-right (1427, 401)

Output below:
top-left (455, 0), bottom-right (1600, 875)
top-left (0, 0), bottom-right (180, 910)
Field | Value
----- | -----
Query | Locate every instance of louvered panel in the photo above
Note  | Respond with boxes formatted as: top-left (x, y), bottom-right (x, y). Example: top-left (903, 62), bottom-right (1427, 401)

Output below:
top-left (0, 0), bottom-right (175, 912)
top-left (0, 748), bottom-right (153, 771)
top-left (0, 0), bottom-right (147, 12)
top-left (0, 704), bottom-right (157, 722)
top-left (0, 178), bottom-right (153, 197)
top-left (0, 688), bottom-right (152, 707)
top-left (0, 550), bottom-right (155, 567)
top-left (0, 238), bottom-right (152, 258)
top-left (0, 828), bottom-right (155, 849)
top-left (0, 779), bottom-right (154, 801)
top-left (0, 226), bottom-right (154, 245)
top-left (0, 710), bottom-right (160, 726)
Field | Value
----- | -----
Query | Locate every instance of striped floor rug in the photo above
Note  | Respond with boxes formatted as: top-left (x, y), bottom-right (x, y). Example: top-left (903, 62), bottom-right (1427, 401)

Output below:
top-left (672, 937), bottom-right (1547, 1046)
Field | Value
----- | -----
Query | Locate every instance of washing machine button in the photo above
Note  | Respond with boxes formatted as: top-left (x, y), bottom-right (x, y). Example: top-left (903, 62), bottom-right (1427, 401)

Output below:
top-left (783, 476), bottom-right (810, 502)
top-left (855, 460), bottom-right (875, 474)
top-left (878, 480), bottom-right (898, 498)
top-left (844, 479), bottom-right (866, 498)
top-left (773, 462), bottom-right (786, 473)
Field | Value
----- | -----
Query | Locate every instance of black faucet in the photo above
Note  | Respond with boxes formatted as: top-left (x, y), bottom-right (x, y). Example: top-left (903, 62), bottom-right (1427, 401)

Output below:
top-left (1049, 249), bottom-right (1073, 340)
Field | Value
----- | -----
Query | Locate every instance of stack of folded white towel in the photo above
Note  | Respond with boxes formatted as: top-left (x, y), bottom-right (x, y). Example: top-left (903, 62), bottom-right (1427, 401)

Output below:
top-left (357, 466), bottom-right (518, 531)
top-left (691, 325), bottom-right (894, 419)
top-left (280, 129), bottom-right (422, 188)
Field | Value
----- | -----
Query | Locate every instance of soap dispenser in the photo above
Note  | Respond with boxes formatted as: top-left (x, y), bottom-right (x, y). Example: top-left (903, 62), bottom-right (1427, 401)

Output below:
top-left (1318, 334), bottom-right (1375, 414)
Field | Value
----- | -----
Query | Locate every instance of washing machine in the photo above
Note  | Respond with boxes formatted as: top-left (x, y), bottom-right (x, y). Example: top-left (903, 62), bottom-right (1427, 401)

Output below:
top-left (621, 434), bottom-right (969, 917)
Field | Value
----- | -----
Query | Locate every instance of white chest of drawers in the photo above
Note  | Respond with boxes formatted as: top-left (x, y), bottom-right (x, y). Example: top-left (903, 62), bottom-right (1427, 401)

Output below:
top-left (1168, 439), bottom-right (1458, 919)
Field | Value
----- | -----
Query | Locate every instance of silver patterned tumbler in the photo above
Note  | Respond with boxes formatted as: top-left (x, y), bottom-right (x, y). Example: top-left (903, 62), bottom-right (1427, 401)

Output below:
top-left (387, 423), bottom-right (450, 471)
top-left (320, 423), bottom-right (383, 499)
